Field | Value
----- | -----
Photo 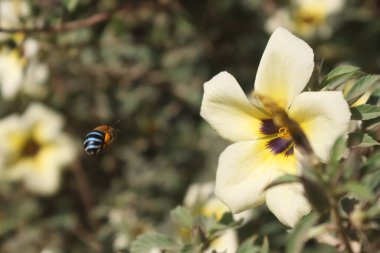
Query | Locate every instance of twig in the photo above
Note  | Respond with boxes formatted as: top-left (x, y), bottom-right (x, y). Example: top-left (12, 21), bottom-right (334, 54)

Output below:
top-left (0, 4), bottom-right (135, 34)
top-left (74, 223), bottom-right (102, 252)
top-left (72, 159), bottom-right (97, 228)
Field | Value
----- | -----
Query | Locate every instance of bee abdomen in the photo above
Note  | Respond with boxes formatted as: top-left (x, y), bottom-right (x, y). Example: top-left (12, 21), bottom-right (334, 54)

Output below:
top-left (84, 130), bottom-right (105, 155)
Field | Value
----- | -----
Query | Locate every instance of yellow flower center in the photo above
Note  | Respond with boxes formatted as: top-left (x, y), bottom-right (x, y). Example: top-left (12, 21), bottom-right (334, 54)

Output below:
top-left (21, 138), bottom-right (40, 157)
top-left (278, 127), bottom-right (291, 139)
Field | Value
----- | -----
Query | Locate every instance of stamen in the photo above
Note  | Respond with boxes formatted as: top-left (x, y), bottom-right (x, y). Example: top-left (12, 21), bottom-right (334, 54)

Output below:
top-left (278, 127), bottom-right (291, 139)
top-left (260, 119), bottom-right (295, 156)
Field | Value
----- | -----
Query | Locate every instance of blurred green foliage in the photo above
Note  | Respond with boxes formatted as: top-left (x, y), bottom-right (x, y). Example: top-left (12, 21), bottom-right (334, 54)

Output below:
top-left (0, 0), bottom-right (379, 253)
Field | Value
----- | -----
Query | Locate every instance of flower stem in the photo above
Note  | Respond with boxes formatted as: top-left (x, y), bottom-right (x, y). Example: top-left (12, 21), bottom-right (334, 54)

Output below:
top-left (331, 201), bottom-right (354, 253)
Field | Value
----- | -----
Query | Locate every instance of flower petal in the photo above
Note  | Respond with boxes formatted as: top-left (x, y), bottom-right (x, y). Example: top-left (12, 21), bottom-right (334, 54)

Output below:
top-left (215, 140), bottom-right (297, 213)
top-left (201, 72), bottom-right (268, 142)
top-left (184, 181), bottom-right (215, 207)
top-left (0, 52), bottom-right (24, 99)
top-left (254, 27), bottom-right (314, 109)
top-left (24, 103), bottom-right (64, 143)
top-left (266, 183), bottom-right (311, 227)
top-left (24, 163), bottom-right (61, 195)
top-left (288, 91), bottom-right (351, 161)
top-left (206, 229), bottom-right (238, 253)
top-left (24, 135), bottom-right (77, 195)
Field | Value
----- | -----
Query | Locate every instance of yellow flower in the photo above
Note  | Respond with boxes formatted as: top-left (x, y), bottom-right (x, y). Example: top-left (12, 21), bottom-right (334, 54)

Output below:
top-left (200, 27), bottom-right (351, 227)
top-left (0, 103), bottom-right (77, 195)
top-left (265, 0), bottom-right (345, 39)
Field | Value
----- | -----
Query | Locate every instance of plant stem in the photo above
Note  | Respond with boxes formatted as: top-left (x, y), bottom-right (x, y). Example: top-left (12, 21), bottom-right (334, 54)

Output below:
top-left (331, 202), bottom-right (354, 253)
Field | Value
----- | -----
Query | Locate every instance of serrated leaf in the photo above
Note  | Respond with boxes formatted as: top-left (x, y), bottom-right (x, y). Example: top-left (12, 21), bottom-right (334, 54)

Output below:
top-left (130, 233), bottom-right (180, 253)
top-left (348, 132), bottom-right (380, 147)
top-left (264, 174), bottom-right (300, 190)
top-left (286, 212), bottom-right (319, 253)
top-left (351, 104), bottom-right (380, 120)
top-left (171, 206), bottom-right (193, 230)
top-left (346, 75), bottom-right (380, 103)
top-left (321, 66), bottom-right (362, 90)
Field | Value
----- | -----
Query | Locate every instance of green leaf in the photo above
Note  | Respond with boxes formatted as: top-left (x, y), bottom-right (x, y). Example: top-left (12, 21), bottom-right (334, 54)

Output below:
top-left (171, 206), bottom-right (193, 230)
top-left (208, 212), bottom-right (242, 236)
top-left (348, 132), bottom-right (380, 147)
top-left (364, 116), bottom-right (380, 130)
top-left (351, 104), bottom-right (380, 120)
top-left (237, 235), bottom-right (262, 253)
top-left (301, 176), bottom-right (330, 214)
top-left (362, 151), bottom-right (380, 174)
top-left (264, 174), bottom-right (300, 190)
top-left (130, 233), bottom-right (180, 253)
top-left (63, 0), bottom-right (80, 12)
top-left (328, 136), bottom-right (346, 171)
top-left (321, 66), bottom-right (362, 90)
top-left (339, 182), bottom-right (374, 201)
top-left (261, 237), bottom-right (270, 253)
top-left (286, 212), bottom-right (319, 253)
top-left (180, 244), bottom-right (202, 253)
top-left (345, 75), bottom-right (380, 103)
top-left (218, 212), bottom-right (235, 225)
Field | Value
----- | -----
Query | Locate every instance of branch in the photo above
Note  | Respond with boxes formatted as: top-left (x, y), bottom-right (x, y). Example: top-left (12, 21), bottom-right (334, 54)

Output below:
top-left (0, 4), bottom-right (135, 34)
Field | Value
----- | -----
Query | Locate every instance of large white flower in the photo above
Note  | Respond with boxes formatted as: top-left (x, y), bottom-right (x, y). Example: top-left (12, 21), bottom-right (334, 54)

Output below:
top-left (0, 103), bottom-right (77, 195)
top-left (200, 27), bottom-right (351, 227)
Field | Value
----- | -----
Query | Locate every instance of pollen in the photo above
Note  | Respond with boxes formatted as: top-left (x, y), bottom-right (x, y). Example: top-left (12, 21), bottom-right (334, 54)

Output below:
top-left (278, 127), bottom-right (291, 139)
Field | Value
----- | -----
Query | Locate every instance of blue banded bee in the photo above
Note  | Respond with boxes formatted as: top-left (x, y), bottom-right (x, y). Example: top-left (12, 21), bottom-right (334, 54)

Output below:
top-left (84, 122), bottom-right (119, 155)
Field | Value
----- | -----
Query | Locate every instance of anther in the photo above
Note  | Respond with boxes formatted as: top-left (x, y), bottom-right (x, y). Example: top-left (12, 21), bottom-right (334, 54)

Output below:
top-left (278, 127), bottom-right (291, 139)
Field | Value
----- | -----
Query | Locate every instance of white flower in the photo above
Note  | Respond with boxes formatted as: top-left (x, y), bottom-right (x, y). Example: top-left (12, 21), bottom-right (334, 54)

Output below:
top-left (200, 27), bottom-right (351, 227)
top-left (0, 103), bottom-right (77, 195)
top-left (0, 0), bottom-right (30, 29)
top-left (265, 0), bottom-right (345, 39)
top-left (0, 37), bottom-right (49, 99)
top-left (184, 182), bottom-right (251, 253)
top-left (0, 48), bottom-right (25, 98)
top-left (0, 1), bottom-right (49, 99)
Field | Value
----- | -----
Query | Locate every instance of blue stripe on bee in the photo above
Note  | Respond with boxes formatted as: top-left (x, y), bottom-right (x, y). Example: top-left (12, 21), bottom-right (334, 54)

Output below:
top-left (84, 137), bottom-right (103, 145)
top-left (84, 130), bottom-right (106, 155)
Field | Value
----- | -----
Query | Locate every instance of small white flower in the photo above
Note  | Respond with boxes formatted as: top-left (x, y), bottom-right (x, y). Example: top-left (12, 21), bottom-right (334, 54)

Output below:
top-left (266, 0), bottom-right (345, 39)
top-left (0, 37), bottom-right (49, 99)
top-left (184, 182), bottom-right (251, 253)
top-left (0, 1), bottom-right (49, 99)
top-left (0, 103), bottom-right (77, 195)
top-left (200, 27), bottom-right (351, 227)
top-left (0, 0), bottom-right (30, 29)
top-left (0, 48), bottom-right (24, 98)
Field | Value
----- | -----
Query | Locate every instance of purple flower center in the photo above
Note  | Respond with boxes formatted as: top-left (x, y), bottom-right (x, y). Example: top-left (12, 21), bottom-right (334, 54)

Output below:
top-left (260, 119), bottom-right (294, 156)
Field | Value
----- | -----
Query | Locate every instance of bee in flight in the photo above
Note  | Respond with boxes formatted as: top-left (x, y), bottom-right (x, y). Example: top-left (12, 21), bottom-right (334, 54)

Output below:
top-left (84, 121), bottom-right (119, 155)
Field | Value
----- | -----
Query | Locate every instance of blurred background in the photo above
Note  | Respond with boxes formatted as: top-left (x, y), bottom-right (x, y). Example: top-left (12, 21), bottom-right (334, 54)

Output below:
top-left (0, 0), bottom-right (379, 252)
